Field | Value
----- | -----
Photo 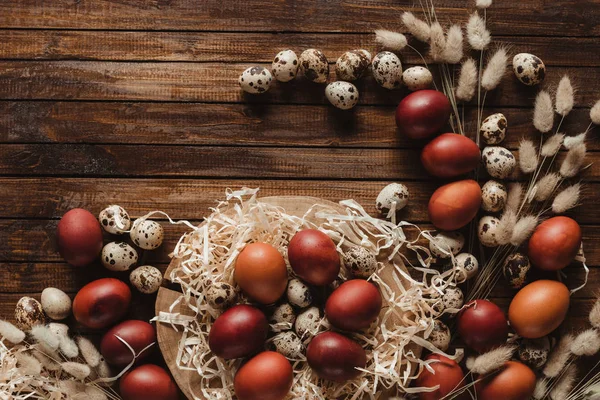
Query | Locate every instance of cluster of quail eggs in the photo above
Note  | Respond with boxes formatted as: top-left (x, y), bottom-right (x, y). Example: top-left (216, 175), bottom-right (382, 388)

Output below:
top-left (14, 287), bottom-right (73, 330)
top-left (239, 48), bottom-right (433, 110)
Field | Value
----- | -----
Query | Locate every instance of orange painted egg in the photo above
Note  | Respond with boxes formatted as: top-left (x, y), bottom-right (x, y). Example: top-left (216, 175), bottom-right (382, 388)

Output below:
top-left (476, 361), bottom-right (536, 400)
top-left (528, 216), bottom-right (581, 271)
top-left (428, 179), bottom-right (482, 230)
top-left (421, 133), bottom-right (480, 178)
top-left (415, 354), bottom-right (464, 400)
top-left (234, 351), bottom-right (293, 400)
top-left (235, 242), bottom-right (288, 304)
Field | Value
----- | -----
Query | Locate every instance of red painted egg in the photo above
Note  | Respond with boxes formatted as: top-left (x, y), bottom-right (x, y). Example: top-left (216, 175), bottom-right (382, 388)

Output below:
top-left (325, 279), bottom-right (382, 331)
top-left (395, 90), bottom-right (451, 139)
top-left (288, 229), bottom-right (340, 286)
top-left (72, 278), bottom-right (131, 329)
top-left (100, 320), bottom-right (156, 367)
top-left (415, 354), bottom-right (464, 400)
top-left (234, 351), bottom-right (293, 400)
top-left (528, 216), bottom-right (581, 271)
top-left (428, 179), bottom-right (482, 230)
top-left (119, 364), bottom-right (178, 400)
top-left (57, 208), bottom-right (103, 267)
top-left (208, 304), bottom-right (268, 359)
top-left (235, 242), bottom-right (288, 304)
top-left (421, 133), bottom-right (480, 178)
top-left (476, 361), bottom-right (536, 400)
top-left (457, 300), bottom-right (508, 353)
top-left (307, 331), bottom-right (366, 382)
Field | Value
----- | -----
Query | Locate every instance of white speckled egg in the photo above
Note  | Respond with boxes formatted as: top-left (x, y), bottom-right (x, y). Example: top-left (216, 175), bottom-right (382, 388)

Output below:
top-left (287, 278), bottom-right (313, 308)
top-left (376, 182), bottom-right (409, 216)
top-left (325, 81), bottom-right (359, 110)
top-left (480, 113), bottom-right (507, 145)
top-left (270, 331), bottom-right (305, 359)
top-left (270, 303), bottom-right (296, 332)
top-left (518, 337), bottom-right (550, 368)
top-left (478, 216), bottom-right (501, 247)
top-left (430, 320), bottom-right (451, 351)
top-left (372, 51), bottom-right (403, 89)
top-left (482, 146), bottom-right (516, 179)
top-left (15, 296), bottom-right (46, 330)
top-left (272, 50), bottom-right (299, 83)
top-left (357, 49), bottom-right (372, 61)
top-left (335, 50), bottom-right (370, 81)
top-left (130, 219), bottom-right (164, 250)
top-left (502, 253), bottom-right (531, 289)
top-left (402, 66), bottom-right (433, 91)
top-left (205, 282), bottom-right (237, 309)
top-left (343, 246), bottom-right (377, 278)
top-left (98, 205), bottom-right (131, 235)
top-left (442, 286), bottom-right (464, 312)
top-left (101, 241), bottom-right (138, 271)
top-left (429, 231), bottom-right (465, 259)
top-left (453, 253), bottom-right (479, 283)
top-left (481, 180), bottom-right (508, 213)
top-left (41, 288), bottom-right (71, 321)
top-left (129, 265), bottom-right (163, 294)
top-left (298, 49), bottom-right (329, 83)
top-left (294, 307), bottom-right (321, 339)
top-left (238, 66), bottom-right (273, 94)
top-left (513, 53), bottom-right (546, 86)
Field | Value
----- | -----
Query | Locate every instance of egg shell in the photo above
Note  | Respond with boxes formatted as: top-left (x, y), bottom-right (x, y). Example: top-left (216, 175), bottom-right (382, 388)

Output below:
top-left (286, 278), bottom-right (313, 308)
top-left (518, 337), bottom-right (550, 368)
top-left (325, 81), bottom-right (359, 110)
top-left (372, 51), bottom-right (403, 89)
top-left (428, 179), bottom-right (482, 231)
top-left (270, 303), bottom-right (296, 332)
top-left (72, 278), bottom-right (132, 329)
top-left (102, 241), bottom-right (138, 272)
top-left (395, 90), bottom-right (451, 139)
top-left (101, 320), bottom-right (156, 367)
top-left (271, 50), bottom-right (298, 82)
top-left (415, 354), bottom-right (464, 400)
top-left (503, 253), bottom-right (531, 289)
top-left (335, 50), bottom-right (370, 81)
top-left (98, 205), bottom-right (131, 235)
top-left (130, 219), bottom-right (164, 250)
top-left (481, 180), bottom-right (508, 212)
top-left (475, 361), bottom-right (536, 400)
top-left (298, 49), bottom-right (329, 83)
top-left (343, 246), bottom-right (378, 278)
top-left (294, 306), bottom-right (321, 339)
top-left (430, 320), bottom-right (451, 351)
top-left (238, 66), bottom-right (273, 94)
top-left (442, 286), bottom-right (464, 312)
top-left (453, 253), bottom-right (479, 282)
top-left (119, 364), bottom-right (178, 400)
top-left (208, 304), bottom-right (268, 359)
top-left (478, 216), bottom-right (501, 247)
top-left (129, 265), bottom-right (163, 294)
top-left (513, 53), bottom-right (546, 86)
top-left (375, 183), bottom-right (409, 216)
top-left (458, 300), bottom-right (509, 353)
top-left (205, 281), bottom-right (237, 309)
top-left (41, 287), bottom-right (72, 321)
top-left (528, 216), bottom-right (581, 271)
top-left (326, 279), bottom-right (382, 331)
top-left (429, 231), bottom-right (464, 259)
top-left (235, 242), bottom-right (288, 304)
top-left (508, 280), bottom-right (570, 339)
top-left (421, 133), bottom-right (480, 178)
top-left (15, 296), bottom-right (46, 330)
top-left (57, 208), bottom-right (103, 267)
top-left (234, 351), bottom-right (293, 400)
top-left (270, 331), bottom-right (305, 359)
top-left (288, 229), bottom-right (340, 286)
top-left (482, 146), bottom-right (516, 179)
top-left (402, 66), bottom-right (433, 91)
top-left (480, 113), bottom-right (508, 145)
top-left (307, 331), bottom-right (366, 382)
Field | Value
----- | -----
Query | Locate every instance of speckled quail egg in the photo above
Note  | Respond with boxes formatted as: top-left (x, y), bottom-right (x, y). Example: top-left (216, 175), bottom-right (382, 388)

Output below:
top-left (402, 66), bottom-right (433, 91)
top-left (478, 216), bottom-right (501, 247)
top-left (343, 246), bottom-right (378, 278)
top-left (503, 253), bottom-right (531, 289)
top-left (442, 286), bottom-right (464, 312)
top-left (481, 180), bottom-right (508, 213)
top-left (335, 50), bottom-right (370, 81)
top-left (205, 282), bottom-right (237, 309)
top-left (101, 241), bottom-right (138, 271)
top-left (482, 146), bottom-right (516, 179)
top-left (270, 303), bottom-right (296, 332)
top-left (129, 265), bottom-right (163, 294)
top-left (453, 253), bottom-right (479, 283)
top-left (375, 183), bottom-right (409, 216)
top-left (98, 205), bottom-right (131, 235)
top-left (294, 307), bottom-right (321, 339)
top-left (41, 287), bottom-right (71, 321)
top-left (15, 296), bottom-right (46, 330)
top-left (325, 81), bottom-right (359, 110)
top-left (480, 113), bottom-right (507, 145)
top-left (238, 66), bottom-right (273, 94)
top-left (518, 337), bottom-right (550, 368)
top-left (429, 320), bottom-right (451, 351)
top-left (129, 219), bottom-right (164, 250)
top-left (357, 49), bottom-right (372, 61)
top-left (372, 51), bottom-right (403, 89)
top-left (287, 278), bottom-right (313, 308)
top-left (270, 331), bottom-right (305, 359)
top-left (271, 49), bottom-right (299, 83)
top-left (513, 53), bottom-right (546, 86)
top-left (429, 231), bottom-right (465, 259)
top-left (298, 49), bottom-right (329, 83)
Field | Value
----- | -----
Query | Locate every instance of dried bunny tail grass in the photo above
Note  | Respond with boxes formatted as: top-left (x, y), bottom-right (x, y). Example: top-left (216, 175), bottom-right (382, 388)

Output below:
top-left (401, 12), bottom-right (431, 42)
top-left (476, 0), bottom-right (492, 8)
top-left (496, 210), bottom-right (516, 245)
top-left (428, 22), bottom-right (446, 62)
top-left (59, 335), bottom-right (79, 358)
top-left (552, 183), bottom-right (581, 214)
top-left (456, 58), bottom-right (478, 101)
top-left (481, 48), bottom-right (509, 91)
top-left (550, 364), bottom-right (577, 400)
top-left (467, 345), bottom-right (516, 374)
top-left (542, 133), bottom-right (565, 157)
top-left (519, 139), bottom-right (538, 174)
top-left (564, 132), bottom-right (586, 149)
top-left (442, 25), bottom-right (463, 64)
top-left (591, 297), bottom-right (600, 328)
top-left (556, 75), bottom-right (575, 117)
top-left (16, 351), bottom-right (43, 375)
top-left (96, 359), bottom-right (113, 379)
top-left (86, 386), bottom-right (109, 400)
top-left (30, 324), bottom-right (60, 351)
top-left (534, 379), bottom-right (548, 400)
top-left (510, 215), bottom-right (538, 246)
top-left (375, 29), bottom-right (408, 51)
top-left (61, 361), bottom-right (91, 380)
top-left (544, 334), bottom-right (574, 378)
top-left (534, 173), bottom-right (561, 201)
top-left (506, 183), bottom-right (523, 212)
top-left (571, 329), bottom-right (600, 356)
top-left (591, 99), bottom-right (600, 125)
top-left (467, 12), bottom-right (491, 50)
top-left (33, 348), bottom-right (61, 371)
top-left (77, 336), bottom-right (102, 367)
top-left (0, 319), bottom-right (26, 344)
top-left (560, 143), bottom-right (587, 178)
top-left (534, 90), bottom-right (555, 133)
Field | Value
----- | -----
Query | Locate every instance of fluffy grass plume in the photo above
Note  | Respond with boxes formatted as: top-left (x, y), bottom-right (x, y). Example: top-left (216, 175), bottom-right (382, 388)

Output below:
top-left (30, 324), bottom-right (60, 350)
top-left (534, 173), bottom-right (561, 201)
top-left (482, 48), bottom-right (508, 91)
top-left (77, 336), bottom-right (102, 367)
top-left (467, 13), bottom-right (491, 50)
top-left (544, 334), bottom-right (574, 378)
top-left (519, 139), bottom-right (538, 173)
top-left (442, 25), bottom-right (464, 64)
top-left (556, 75), bottom-right (575, 117)
top-left (591, 297), bottom-right (600, 329)
top-left (510, 215), bottom-right (538, 246)
top-left (33, 349), bottom-right (61, 371)
top-left (61, 361), bottom-right (92, 380)
top-left (467, 345), bottom-right (516, 374)
top-left (476, 0), bottom-right (492, 8)
top-left (534, 90), bottom-right (554, 133)
top-left (59, 335), bottom-right (79, 358)
top-left (16, 352), bottom-right (43, 375)
top-left (429, 22), bottom-right (446, 62)
top-left (0, 319), bottom-right (26, 344)
top-left (571, 329), bottom-right (600, 356)
top-left (375, 29), bottom-right (408, 51)
top-left (496, 210), bottom-right (516, 245)
top-left (541, 133), bottom-right (564, 156)
top-left (456, 58), bottom-right (478, 101)
top-left (552, 183), bottom-right (581, 214)
top-left (564, 132), bottom-right (586, 149)
top-left (560, 143), bottom-right (586, 178)
top-left (506, 183), bottom-right (523, 212)
top-left (534, 379), bottom-right (548, 400)
top-left (550, 364), bottom-right (577, 400)
top-left (590, 99), bottom-right (600, 124)
top-left (401, 12), bottom-right (431, 42)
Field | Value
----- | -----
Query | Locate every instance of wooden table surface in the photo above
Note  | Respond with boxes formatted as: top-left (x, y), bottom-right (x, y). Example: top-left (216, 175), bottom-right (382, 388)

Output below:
top-left (0, 0), bottom-right (599, 396)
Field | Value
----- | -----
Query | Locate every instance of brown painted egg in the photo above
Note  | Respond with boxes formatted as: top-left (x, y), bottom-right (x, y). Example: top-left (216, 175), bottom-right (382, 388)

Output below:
top-left (101, 320), bottom-right (156, 367)
top-left (72, 278), bottom-right (132, 329)
top-left (415, 354), bottom-right (464, 400)
top-left (119, 364), bottom-right (178, 400)
top-left (234, 351), bottom-right (293, 400)
top-left (307, 331), bottom-right (366, 382)
top-left (235, 242), bottom-right (288, 304)
top-left (288, 229), bottom-right (340, 286)
top-left (395, 90), bottom-right (451, 139)
top-left (57, 208), bottom-right (103, 267)
top-left (208, 304), bottom-right (268, 359)
top-left (428, 180), bottom-right (482, 231)
top-left (476, 361), bottom-right (536, 400)
top-left (528, 216), bottom-right (581, 271)
top-left (421, 133), bottom-right (480, 178)
top-left (325, 279), bottom-right (382, 331)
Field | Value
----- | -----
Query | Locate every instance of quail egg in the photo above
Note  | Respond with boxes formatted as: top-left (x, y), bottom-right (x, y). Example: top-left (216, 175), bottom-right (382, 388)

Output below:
top-left (325, 81), bottom-right (359, 110)
top-left (478, 216), bottom-right (501, 247)
top-left (453, 253), bottom-right (479, 282)
top-left (335, 50), bottom-right (370, 81)
top-left (372, 51), bottom-right (403, 89)
top-left (482, 146), bottom-right (516, 179)
top-left (270, 331), bottom-right (305, 359)
top-left (15, 296), bottom-right (46, 330)
top-left (402, 66), bottom-right (433, 91)
top-left (375, 183), bottom-right (410, 216)
top-left (270, 303), bottom-right (296, 332)
top-left (503, 253), bottom-right (531, 289)
top-left (357, 49), bottom-right (372, 61)
top-left (480, 113), bottom-right (507, 145)
top-left (287, 278), bottom-right (313, 308)
top-left (271, 49), bottom-right (299, 82)
top-left (205, 282), bottom-right (237, 309)
top-left (429, 231), bottom-right (465, 259)
top-left (513, 53), bottom-right (546, 86)
top-left (518, 337), bottom-right (550, 368)
top-left (238, 66), bottom-right (273, 94)
top-left (101, 241), bottom-right (138, 272)
top-left (429, 320), bottom-right (451, 351)
top-left (343, 246), bottom-right (378, 278)
top-left (442, 286), bottom-right (464, 312)
top-left (481, 180), bottom-right (508, 213)
top-left (129, 219), bottom-right (164, 250)
top-left (294, 307), bottom-right (321, 339)
top-left (41, 287), bottom-right (72, 321)
top-left (98, 205), bottom-right (131, 235)
top-left (298, 49), bottom-right (329, 83)
top-left (129, 265), bottom-right (163, 294)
